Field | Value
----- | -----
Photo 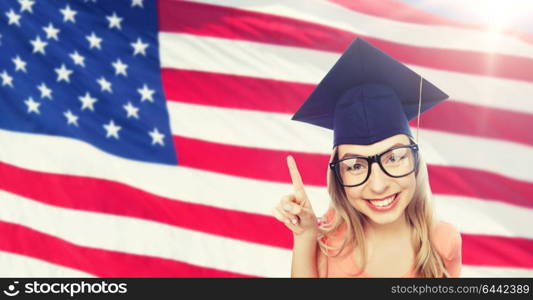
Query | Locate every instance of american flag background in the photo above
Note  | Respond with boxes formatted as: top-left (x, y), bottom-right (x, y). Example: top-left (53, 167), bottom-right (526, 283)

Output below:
top-left (0, 0), bottom-right (532, 277)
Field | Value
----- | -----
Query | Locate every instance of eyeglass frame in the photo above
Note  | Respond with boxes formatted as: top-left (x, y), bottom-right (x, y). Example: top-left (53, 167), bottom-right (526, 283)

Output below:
top-left (329, 142), bottom-right (420, 187)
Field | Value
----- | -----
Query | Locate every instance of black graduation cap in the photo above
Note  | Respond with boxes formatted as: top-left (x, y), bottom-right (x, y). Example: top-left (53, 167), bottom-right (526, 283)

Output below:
top-left (291, 37), bottom-right (449, 148)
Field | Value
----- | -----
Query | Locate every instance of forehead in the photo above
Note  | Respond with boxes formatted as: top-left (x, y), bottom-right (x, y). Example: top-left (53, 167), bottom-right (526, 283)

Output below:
top-left (337, 134), bottom-right (411, 157)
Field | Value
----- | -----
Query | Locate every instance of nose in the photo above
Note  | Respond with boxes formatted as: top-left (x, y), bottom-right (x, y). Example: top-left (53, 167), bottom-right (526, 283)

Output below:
top-left (366, 162), bottom-right (390, 194)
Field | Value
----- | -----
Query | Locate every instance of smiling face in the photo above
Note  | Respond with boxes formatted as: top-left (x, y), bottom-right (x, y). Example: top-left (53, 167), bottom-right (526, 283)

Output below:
top-left (336, 134), bottom-right (417, 226)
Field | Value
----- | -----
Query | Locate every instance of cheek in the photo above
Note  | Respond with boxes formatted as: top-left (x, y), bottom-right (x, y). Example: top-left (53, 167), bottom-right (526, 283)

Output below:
top-left (344, 187), bottom-right (365, 209)
top-left (397, 174), bottom-right (416, 204)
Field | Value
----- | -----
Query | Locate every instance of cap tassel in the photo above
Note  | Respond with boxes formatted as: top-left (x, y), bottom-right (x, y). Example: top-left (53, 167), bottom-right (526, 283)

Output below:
top-left (416, 75), bottom-right (423, 144)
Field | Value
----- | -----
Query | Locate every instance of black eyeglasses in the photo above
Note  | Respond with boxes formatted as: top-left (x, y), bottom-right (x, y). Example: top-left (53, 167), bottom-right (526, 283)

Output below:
top-left (329, 143), bottom-right (419, 187)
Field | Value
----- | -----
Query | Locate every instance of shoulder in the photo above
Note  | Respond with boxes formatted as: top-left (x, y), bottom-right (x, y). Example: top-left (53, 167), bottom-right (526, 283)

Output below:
top-left (431, 220), bottom-right (462, 261)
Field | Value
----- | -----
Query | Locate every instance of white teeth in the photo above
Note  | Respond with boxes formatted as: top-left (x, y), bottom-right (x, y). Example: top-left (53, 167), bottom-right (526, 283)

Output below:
top-left (369, 194), bottom-right (396, 207)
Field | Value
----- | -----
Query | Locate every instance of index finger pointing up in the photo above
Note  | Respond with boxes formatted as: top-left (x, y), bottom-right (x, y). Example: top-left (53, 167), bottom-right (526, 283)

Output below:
top-left (287, 155), bottom-right (307, 197)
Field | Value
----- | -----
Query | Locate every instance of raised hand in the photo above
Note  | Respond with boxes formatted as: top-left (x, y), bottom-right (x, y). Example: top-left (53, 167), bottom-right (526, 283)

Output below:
top-left (272, 155), bottom-right (318, 237)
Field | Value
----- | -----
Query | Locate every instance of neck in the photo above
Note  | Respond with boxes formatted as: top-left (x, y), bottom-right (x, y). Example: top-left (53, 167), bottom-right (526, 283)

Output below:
top-left (364, 214), bottom-right (410, 240)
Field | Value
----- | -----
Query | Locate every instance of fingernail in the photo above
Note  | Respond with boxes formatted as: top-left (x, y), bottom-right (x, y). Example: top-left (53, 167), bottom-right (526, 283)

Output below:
top-left (291, 218), bottom-right (298, 225)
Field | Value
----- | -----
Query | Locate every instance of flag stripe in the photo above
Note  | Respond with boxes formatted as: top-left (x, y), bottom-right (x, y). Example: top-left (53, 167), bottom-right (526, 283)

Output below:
top-left (0, 251), bottom-right (93, 277)
top-left (159, 32), bottom-right (533, 115)
top-left (162, 68), bottom-right (533, 147)
top-left (435, 195), bottom-right (533, 241)
top-left (462, 233), bottom-right (533, 269)
top-left (0, 189), bottom-right (291, 277)
top-left (461, 265), bottom-right (533, 277)
top-left (167, 101), bottom-right (533, 184)
top-left (0, 161), bottom-right (292, 249)
top-left (180, 0), bottom-right (533, 59)
top-left (0, 221), bottom-right (253, 278)
top-left (158, 0), bottom-right (533, 83)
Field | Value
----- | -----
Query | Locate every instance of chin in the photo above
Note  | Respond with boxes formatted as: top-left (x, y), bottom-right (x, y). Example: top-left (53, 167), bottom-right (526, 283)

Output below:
top-left (365, 211), bottom-right (404, 225)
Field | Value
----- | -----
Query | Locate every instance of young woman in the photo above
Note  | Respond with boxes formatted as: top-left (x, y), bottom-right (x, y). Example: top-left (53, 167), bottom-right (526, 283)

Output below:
top-left (272, 38), bottom-right (462, 278)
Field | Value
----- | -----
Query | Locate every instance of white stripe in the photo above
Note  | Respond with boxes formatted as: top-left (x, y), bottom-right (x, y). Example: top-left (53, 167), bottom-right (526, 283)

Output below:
top-left (1, 129), bottom-right (532, 240)
top-left (0, 251), bottom-right (93, 277)
top-left (159, 32), bottom-right (533, 114)
top-left (167, 101), bottom-right (533, 184)
top-left (461, 265), bottom-right (533, 277)
top-left (435, 195), bottom-right (533, 239)
top-left (184, 0), bottom-right (533, 59)
top-left (0, 190), bottom-right (291, 278)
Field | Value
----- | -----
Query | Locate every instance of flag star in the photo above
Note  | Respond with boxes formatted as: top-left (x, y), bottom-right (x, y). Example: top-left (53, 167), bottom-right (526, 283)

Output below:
top-left (137, 84), bottom-right (155, 102)
top-left (37, 83), bottom-right (52, 100)
top-left (130, 38), bottom-right (149, 56)
top-left (111, 59), bottom-right (128, 76)
top-left (131, 0), bottom-right (144, 8)
top-left (123, 102), bottom-right (139, 119)
top-left (24, 97), bottom-right (40, 114)
top-left (55, 64), bottom-right (73, 83)
top-left (6, 9), bottom-right (21, 26)
top-left (149, 127), bottom-right (165, 146)
top-left (78, 92), bottom-right (97, 111)
top-left (60, 4), bottom-right (77, 23)
top-left (30, 36), bottom-right (48, 55)
top-left (106, 12), bottom-right (123, 30)
top-left (43, 23), bottom-right (60, 41)
top-left (69, 51), bottom-right (85, 67)
top-left (12, 56), bottom-right (27, 72)
top-left (19, 0), bottom-right (35, 13)
top-left (86, 32), bottom-right (102, 50)
top-left (97, 77), bottom-right (112, 93)
top-left (1, 70), bottom-right (14, 87)
top-left (103, 120), bottom-right (121, 139)
top-left (63, 110), bottom-right (79, 126)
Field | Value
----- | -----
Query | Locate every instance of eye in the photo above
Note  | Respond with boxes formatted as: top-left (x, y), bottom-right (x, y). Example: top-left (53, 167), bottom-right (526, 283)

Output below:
top-left (388, 153), bottom-right (406, 163)
top-left (347, 162), bottom-right (366, 171)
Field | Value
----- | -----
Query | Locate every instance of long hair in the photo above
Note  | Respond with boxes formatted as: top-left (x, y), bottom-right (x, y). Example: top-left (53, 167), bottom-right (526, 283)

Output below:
top-left (317, 143), bottom-right (450, 277)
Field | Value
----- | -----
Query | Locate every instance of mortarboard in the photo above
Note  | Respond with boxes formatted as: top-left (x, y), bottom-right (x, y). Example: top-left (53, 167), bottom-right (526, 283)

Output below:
top-left (291, 37), bottom-right (449, 148)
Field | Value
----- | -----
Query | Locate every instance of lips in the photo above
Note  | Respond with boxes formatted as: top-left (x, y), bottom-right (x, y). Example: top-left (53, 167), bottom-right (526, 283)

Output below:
top-left (365, 192), bottom-right (400, 212)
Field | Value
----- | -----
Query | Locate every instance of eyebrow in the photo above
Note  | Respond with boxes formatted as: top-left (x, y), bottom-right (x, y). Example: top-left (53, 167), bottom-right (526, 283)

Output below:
top-left (340, 143), bottom-right (408, 159)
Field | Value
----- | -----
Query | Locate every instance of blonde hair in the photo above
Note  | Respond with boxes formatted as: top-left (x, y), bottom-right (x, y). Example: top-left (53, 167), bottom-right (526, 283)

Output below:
top-left (317, 142), bottom-right (450, 277)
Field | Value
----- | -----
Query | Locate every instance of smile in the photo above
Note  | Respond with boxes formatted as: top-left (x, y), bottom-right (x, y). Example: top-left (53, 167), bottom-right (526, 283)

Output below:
top-left (365, 193), bottom-right (400, 211)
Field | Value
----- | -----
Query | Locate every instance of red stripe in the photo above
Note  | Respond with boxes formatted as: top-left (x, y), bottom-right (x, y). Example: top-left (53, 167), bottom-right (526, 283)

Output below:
top-left (0, 221), bottom-right (254, 277)
top-left (409, 101), bottom-right (533, 148)
top-left (0, 162), bottom-right (293, 249)
top-left (157, 0), bottom-right (533, 83)
top-left (173, 135), bottom-right (533, 210)
top-left (462, 234), bottom-right (533, 269)
top-left (327, 0), bottom-right (533, 46)
top-left (162, 69), bottom-right (533, 148)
